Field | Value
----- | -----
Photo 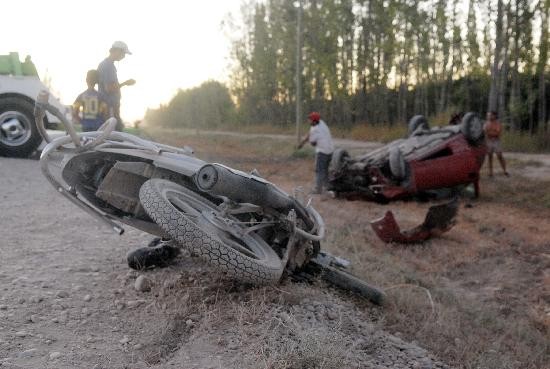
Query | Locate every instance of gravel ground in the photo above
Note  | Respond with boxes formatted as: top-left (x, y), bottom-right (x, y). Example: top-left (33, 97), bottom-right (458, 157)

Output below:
top-left (0, 157), bottom-right (452, 368)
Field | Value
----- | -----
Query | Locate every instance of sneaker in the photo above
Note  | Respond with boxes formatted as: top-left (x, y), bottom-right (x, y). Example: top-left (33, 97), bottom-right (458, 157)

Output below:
top-left (127, 243), bottom-right (181, 270)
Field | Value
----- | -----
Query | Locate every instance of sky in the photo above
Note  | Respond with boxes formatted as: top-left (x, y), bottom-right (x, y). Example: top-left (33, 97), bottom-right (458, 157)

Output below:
top-left (3, 0), bottom-right (244, 122)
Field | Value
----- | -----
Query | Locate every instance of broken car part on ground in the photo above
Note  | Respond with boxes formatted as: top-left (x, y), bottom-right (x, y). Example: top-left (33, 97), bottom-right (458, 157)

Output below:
top-left (370, 198), bottom-right (459, 243)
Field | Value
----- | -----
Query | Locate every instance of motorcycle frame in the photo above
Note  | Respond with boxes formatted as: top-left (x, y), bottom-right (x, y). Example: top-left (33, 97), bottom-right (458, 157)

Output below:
top-left (34, 91), bottom-right (324, 244)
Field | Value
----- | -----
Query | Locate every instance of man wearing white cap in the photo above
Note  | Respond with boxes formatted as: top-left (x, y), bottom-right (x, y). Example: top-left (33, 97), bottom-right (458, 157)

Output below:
top-left (97, 41), bottom-right (135, 131)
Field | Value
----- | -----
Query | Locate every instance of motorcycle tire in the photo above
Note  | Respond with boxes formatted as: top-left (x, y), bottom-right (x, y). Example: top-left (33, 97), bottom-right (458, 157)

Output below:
top-left (139, 179), bottom-right (284, 285)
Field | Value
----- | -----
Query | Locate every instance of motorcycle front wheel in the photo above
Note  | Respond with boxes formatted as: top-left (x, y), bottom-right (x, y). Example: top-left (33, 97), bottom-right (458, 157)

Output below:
top-left (139, 179), bottom-right (284, 285)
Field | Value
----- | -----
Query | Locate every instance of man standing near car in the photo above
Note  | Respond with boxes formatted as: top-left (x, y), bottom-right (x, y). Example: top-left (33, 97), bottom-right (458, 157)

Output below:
top-left (97, 41), bottom-right (135, 131)
top-left (484, 111), bottom-right (509, 177)
top-left (298, 112), bottom-right (335, 194)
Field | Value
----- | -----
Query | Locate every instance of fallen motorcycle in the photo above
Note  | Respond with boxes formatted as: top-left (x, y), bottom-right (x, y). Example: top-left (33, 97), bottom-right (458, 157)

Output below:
top-left (34, 92), bottom-right (384, 304)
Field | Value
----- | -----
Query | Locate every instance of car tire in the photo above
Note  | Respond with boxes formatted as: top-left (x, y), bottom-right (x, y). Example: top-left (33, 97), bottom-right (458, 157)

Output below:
top-left (407, 115), bottom-right (430, 137)
top-left (0, 97), bottom-right (42, 158)
top-left (389, 147), bottom-right (407, 180)
top-left (460, 112), bottom-right (484, 144)
top-left (328, 148), bottom-right (349, 177)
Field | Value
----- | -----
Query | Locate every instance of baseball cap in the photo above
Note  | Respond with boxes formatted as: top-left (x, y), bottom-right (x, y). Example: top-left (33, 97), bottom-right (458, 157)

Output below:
top-left (111, 41), bottom-right (132, 55)
top-left (308, 112), bottom-right (321, 122)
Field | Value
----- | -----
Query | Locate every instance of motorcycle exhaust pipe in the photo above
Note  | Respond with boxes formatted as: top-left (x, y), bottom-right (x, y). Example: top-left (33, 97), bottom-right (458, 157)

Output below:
top-left (195, 164), bottom-right (293, 210)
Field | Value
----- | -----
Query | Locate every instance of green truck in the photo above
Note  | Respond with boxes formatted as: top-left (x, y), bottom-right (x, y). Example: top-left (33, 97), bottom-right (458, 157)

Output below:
top-left (0, 52), bottom-right (67, 157)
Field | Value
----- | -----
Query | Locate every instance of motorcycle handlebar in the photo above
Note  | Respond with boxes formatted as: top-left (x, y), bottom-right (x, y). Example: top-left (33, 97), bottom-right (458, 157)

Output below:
top-left (34, 90), bottom-right (118, 149)
top-left (35, 90), bottom-right (81, 147)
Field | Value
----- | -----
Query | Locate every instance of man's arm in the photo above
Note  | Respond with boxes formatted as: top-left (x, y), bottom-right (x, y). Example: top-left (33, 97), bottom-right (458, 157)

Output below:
top-left (297, 132), bottom-right (310, 149)
top-left (103, 79), bottom-right (135, 93)
top-left (120, 79), bottom-right (136, 87)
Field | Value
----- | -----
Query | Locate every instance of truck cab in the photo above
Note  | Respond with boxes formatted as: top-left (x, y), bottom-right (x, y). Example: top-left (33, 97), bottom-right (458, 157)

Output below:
top-left (0, 52), bottom-right (67, 157)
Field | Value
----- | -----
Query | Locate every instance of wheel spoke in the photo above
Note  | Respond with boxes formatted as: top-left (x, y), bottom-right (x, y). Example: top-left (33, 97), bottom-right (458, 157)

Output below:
top-left (217, 234), bottom-right (258, 259)
top-left (165, 185), bottom-right (265, 260)
top-left (168, 194), bottom-right (202, 218)
top-left (139, 179), bottom-right (284, 284)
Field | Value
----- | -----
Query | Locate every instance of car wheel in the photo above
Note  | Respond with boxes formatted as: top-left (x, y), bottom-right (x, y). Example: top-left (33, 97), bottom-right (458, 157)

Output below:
top-left (328, 148), bottom-right (349, 178)
top-left (389, 147), bottom-right (407, 180)
top-left (460, 112), bottom-right (484, 144)
top-left (0, 97), bottom-right (42, 157)
top-left (407, 115), bottom-right (430, 137)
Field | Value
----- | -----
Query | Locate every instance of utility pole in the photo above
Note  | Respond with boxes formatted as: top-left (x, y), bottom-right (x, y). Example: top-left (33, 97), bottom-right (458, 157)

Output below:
top-left (295, 0), bottom-right (303, 145)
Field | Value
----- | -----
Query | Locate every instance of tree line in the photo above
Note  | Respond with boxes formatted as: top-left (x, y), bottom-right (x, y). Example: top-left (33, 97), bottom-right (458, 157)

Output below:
top-left (145, 81), bottom-right (235, 129)
top-left (146, 0), bottom-right (549, 134)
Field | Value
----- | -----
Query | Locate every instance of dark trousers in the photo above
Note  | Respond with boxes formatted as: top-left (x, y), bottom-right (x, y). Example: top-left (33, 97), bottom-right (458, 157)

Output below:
top-left (113, 105), bottom-right (124, 132)
top-left (314, 152), bottom-right (332, 192)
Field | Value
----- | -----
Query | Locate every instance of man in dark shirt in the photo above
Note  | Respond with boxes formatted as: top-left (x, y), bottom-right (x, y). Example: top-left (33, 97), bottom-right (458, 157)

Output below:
top-left (97, 41), bottom-right (135, 131)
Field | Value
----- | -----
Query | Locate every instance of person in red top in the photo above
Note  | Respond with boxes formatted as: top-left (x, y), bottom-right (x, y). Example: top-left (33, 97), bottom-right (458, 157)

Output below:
top-left (483, 111), bottom-right (509, 177)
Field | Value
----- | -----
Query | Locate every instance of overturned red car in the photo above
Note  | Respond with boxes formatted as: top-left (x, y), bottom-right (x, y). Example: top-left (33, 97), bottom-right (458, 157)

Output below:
top-left (328, 113), bottom-right (487, 202)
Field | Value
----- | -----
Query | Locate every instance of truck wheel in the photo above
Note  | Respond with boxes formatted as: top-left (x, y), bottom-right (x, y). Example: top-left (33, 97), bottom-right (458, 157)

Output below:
top-left (460, 112), bottom-right (484, 144)
top-left (0, 97), bottom-right (42, 157)
top-left (407, 115), bottom-right (430, 137)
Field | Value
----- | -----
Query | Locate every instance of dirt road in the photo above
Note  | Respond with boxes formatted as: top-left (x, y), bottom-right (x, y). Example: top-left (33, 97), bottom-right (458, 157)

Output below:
top-left (0, 157), bottom-right (450, 368)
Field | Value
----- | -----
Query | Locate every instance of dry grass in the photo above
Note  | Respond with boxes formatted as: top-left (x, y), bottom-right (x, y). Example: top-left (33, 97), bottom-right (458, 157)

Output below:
top-left (345, 123), bottom-right (407, 143)
top-left (137, 261), bottom-right (360, 368)
top-left (502, 131), bottom-right (550, 153)
top-left (135, 129), bottom-right (549, 369)
top-left (480, 169), bottom-right (550, 210)
top-left (320, 188), bottom-right (547, 367)
top-left (142, 126), bottom-right (309, 163)
top-left (139, 116), bottom-right (550, 153)
top-left (252, 323), bottom-right (353, 369)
